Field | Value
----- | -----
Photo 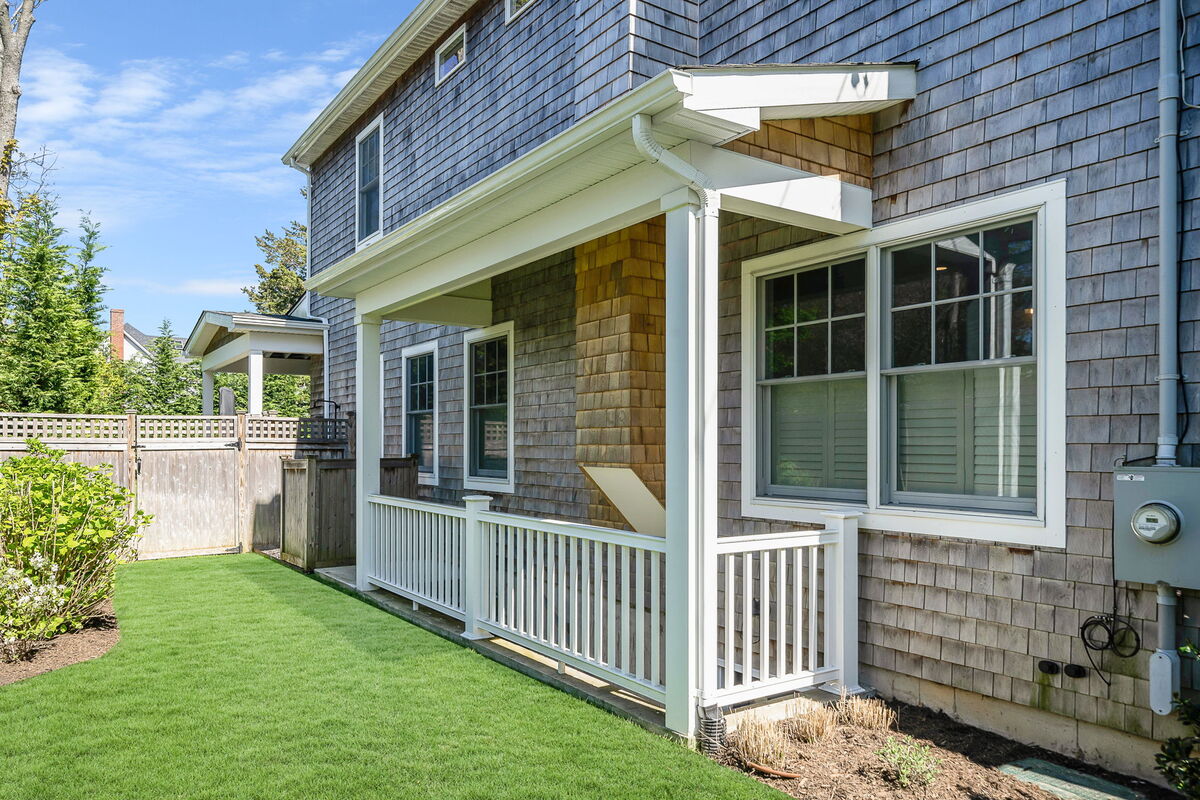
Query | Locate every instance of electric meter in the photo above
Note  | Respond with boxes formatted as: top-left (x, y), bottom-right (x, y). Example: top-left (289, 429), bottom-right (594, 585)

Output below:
top-left (1130, 502), bottom-right (1181, 544)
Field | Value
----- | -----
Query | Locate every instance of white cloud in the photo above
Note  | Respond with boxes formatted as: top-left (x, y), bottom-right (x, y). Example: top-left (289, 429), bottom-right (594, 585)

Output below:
top-left (93, 63), bottom-right (173, 118)
top-left (111, 276), bottom-right (247, 297)
top-left (21, 49), bottom-right (94, 126)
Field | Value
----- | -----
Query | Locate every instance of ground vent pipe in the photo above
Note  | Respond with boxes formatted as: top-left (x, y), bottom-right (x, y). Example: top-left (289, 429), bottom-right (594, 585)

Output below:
top-left (1157, 0), bottom-right (1183, 465)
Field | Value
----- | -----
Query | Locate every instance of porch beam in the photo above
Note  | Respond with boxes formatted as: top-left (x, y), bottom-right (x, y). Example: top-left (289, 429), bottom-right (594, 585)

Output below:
top-left (663, 190), bottom-right (720, 738)
top-left (354, 316), bottom-right (383, 592)
top-left (384, 293), bottom-right (493, 327)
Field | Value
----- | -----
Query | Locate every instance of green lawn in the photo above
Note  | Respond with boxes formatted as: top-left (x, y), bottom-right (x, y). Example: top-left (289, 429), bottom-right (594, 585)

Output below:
top-left (0, 554), bottom-right (776, 800)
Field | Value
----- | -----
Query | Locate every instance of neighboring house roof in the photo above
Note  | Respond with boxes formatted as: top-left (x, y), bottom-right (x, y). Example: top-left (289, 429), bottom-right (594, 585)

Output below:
top-left (284, 0), bottom-right (473, 168)
top-left (124, 323), bottom-right (187, 359)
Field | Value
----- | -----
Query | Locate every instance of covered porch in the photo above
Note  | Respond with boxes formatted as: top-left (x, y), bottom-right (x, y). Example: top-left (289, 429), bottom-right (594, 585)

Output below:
top-left (309, 64), bottom-right (915, 737)
top-left (184, 311), bottom-right (327, 415)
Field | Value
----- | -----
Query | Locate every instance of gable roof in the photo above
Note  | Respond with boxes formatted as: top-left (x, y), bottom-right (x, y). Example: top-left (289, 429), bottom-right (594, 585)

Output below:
top-left (124, 323), bottom-right (186, 358)
top-left (283, 0), bottom-right (473, 169)
top-left (183, 310), bottom-right (326, 359)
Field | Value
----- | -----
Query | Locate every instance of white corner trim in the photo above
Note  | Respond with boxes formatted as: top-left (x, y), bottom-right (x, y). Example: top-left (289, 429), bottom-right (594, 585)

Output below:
top-left (401, 339), bottom-right (440, 485)
top-left (462, 320), bottom-right (515, 494)
top-left (740, 181), bottom-right (1068, 548)
top-left (434, 24), bottom-right (467, 87)
top-left (355, 113), bottom-right (385, 251)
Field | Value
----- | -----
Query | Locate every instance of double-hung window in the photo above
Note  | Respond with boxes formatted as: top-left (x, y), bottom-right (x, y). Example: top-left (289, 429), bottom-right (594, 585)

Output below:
top-left (760, 258), bottom-right (867, 501)
top-left (355, 116), bottom-right (383, 245)
top-left (463, 322), bottom-right (514, 492)
top-left (743, 184), bottom-right (1065, 545)
top-left (885, 221), bottom-right (1036, 512)
top-left (402, 342), bottom-right (438, 483)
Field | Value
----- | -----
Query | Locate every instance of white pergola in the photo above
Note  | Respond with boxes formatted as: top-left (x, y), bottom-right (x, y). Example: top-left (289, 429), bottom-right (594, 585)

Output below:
top-left (183, 311), bottom-right (326, 415)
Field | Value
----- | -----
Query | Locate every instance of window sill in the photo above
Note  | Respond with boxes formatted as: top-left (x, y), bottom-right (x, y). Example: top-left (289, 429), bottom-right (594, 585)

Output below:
top-left (356, 231), bottom-right (383, 253)
top-left (464, 475), bottom-right (514, 494)
top-left (741, 495), bottom-right (1063, 548)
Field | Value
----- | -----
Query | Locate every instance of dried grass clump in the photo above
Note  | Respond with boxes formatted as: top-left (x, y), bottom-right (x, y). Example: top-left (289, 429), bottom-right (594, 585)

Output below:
top-left (786, 704), bottom-right (839, 743)
top-left (835, 692), bottom-right (896, 731)
top-left (725, 718), bottom-right (789, 768)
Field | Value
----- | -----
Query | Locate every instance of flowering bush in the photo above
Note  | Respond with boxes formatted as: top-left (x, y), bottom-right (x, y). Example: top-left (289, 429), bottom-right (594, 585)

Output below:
top-left (0, 440), bottom-right (150, 661)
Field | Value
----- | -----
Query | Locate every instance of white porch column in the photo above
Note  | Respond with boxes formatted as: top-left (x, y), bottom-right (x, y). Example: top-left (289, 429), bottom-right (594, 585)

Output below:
top-left (354, 316), bottom-right (383, 592)
top-left (663, 189), bottom-right (721, 738)
top-left (247, 350), bottom-right (264, 415)
top-left (201, 370), bottom-right (214, 416)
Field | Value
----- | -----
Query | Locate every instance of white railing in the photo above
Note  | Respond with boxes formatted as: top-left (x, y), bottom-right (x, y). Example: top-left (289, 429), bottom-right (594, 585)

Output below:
top-left (474, 508), bottom-right (667, 704)
top-left (363, 496), bottom-right (855, 714)
top-left (710, 513), bottom-right (858, 707)
top-left (367, 495), bottom-right (466, 620)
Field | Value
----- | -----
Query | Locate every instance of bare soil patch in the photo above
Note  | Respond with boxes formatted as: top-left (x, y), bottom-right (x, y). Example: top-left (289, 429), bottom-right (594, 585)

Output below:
top-left (720, 701), bottom-right (1174, 800)
top-left (0, 601), bottom-right (119, 687)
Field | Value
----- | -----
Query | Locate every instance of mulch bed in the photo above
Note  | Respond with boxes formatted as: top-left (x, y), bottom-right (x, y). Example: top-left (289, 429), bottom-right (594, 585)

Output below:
top-left (0, 601), bottom-right (119, 687)
top-left (720, 701), bottom-right (1176, 800)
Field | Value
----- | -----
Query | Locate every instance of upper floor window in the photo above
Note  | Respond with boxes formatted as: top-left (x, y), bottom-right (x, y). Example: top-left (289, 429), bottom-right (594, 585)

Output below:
top-left (506, 0), bottom-right (537, 21)
top-left (355, 116), bottom-right (382, 244)
top-left (435, 25), bottom-right (467, 85)
top-left (402, 343), bottom-right (438, 481)
top-left (463, 322), bottom-right (514, 492)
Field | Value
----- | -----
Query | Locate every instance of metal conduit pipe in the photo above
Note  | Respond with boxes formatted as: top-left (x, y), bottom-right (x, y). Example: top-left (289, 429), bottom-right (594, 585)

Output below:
top-left (1157, 0), bottom-right (1183, 465)
top-left (1150, 581), bottom-right (1182, 715)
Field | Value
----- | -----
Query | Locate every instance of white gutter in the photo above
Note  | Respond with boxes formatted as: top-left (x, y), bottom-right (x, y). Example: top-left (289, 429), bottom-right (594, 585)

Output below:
top-left (1157, 0), bottom-right (1182, 465)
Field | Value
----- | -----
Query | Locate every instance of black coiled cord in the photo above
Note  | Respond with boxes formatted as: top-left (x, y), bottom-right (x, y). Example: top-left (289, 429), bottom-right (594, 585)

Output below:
top-left (1079, 613), bottom-right (1141, 686)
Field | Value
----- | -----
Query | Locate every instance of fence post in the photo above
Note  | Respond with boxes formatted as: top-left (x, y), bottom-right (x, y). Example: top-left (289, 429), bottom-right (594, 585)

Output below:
top-left (124, 412), bottom-right (138, 495)
top-left (236, 413), bottom-right (251, 554)
top-left (462, 495), bottom-right (493, 640)
top-left (822, 511), bottom-right (862, 695)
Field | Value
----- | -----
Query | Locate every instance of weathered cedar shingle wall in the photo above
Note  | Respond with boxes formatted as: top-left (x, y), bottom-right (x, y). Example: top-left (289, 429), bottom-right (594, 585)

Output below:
top-left (721, 116), bottom-right (874, 189)
top-left (574, 219), bottom-right (667, 528)
top-left (702, 0), bottom-right (1200, 749)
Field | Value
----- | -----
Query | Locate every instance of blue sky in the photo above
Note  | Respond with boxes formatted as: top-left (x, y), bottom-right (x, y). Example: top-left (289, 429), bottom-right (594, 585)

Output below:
top-left (17, 0), bottom-right (419, 335)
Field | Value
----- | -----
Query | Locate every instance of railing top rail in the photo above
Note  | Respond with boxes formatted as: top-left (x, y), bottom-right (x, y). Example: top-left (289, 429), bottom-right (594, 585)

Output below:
top-left (477, 509), bottom-right (667, 553)
top-left (715, 527), bottom-right (838, 554)
top-left (368, 493), bottom-right (467, 518)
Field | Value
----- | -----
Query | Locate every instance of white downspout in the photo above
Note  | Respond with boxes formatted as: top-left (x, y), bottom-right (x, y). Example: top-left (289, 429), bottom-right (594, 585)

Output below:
top-left (1157, 0), bottom-right (1183, 465)
top-left (631, 114), bottom-right (719, 211)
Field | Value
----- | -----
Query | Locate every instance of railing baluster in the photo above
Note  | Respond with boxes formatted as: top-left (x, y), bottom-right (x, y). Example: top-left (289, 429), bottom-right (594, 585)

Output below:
top-left (723, 553), bottom-right (734, 690)
top-left (776, 547), bottom-right (786, 680)
top-left (808, 546), bottom-right (818, 674)
top-left (760, 549), bottom-right (770, 681)
top-left (650, 552), bottom-right (660, 687)
top-left (606, 543), bottom-right (616, 668)
top-left (581, 540), bottom-right (592, 660)
top-left (740, 552), bottom-right (752, 687)
top-left (635, 547), bottom-right (645, 681)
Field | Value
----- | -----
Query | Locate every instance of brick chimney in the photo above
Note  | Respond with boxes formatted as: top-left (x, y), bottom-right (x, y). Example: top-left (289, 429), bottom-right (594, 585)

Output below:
top-left (109, 309), bottom-right (125, 360)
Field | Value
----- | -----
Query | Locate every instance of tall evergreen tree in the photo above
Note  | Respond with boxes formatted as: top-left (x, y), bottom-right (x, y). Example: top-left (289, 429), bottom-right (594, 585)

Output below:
top-left (242, 220), bottom-right (307, 315)
top-left (0, 195), bottom-right (107, 412)
top-left (123, 320), bottom-right (198, 415)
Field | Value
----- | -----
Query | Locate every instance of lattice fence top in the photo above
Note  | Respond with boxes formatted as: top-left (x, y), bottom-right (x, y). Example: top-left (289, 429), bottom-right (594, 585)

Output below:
top-left (137, 416), bottom-right (238, 440)
top-left (247, 416), bottom-right (349, 442)
top-left (0, 413), bottom-right (127, 441)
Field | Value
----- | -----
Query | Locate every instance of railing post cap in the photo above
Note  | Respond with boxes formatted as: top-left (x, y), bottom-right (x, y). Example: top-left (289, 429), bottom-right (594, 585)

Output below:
top-left (820, 511), bottom-right (861, 521)
top-left (464, 495), bottom-right (493, 505)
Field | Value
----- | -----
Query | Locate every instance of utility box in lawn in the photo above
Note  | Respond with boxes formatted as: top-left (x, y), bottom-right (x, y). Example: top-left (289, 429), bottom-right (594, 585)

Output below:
top-left (1112, 465), bottom-right (1200, 591)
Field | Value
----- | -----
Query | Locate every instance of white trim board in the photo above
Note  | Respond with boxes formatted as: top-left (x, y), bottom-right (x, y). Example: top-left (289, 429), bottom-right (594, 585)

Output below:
top-left (462, 321), bottom-right (515, 494)
top-left (739, 182), bottom-right (1068, 548)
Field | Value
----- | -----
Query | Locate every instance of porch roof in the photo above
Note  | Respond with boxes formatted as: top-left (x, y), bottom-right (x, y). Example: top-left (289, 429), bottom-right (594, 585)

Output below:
top-left (183, 311), bottom-right (326, 375)
top-left (306, 64), bottom-right (915, 323)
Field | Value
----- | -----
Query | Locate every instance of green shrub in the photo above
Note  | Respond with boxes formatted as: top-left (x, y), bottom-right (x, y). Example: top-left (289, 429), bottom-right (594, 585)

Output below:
top-left (1156, 642), bottom-right (1200, 798)
top-left (0, 440), bottom-right (150, 659)
top-left (877, 735), bottom-right (941, 789)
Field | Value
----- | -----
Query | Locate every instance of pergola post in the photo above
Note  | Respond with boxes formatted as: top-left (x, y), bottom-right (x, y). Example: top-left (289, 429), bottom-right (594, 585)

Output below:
top-left (663, 189), bottom-right (721, 739)
top-left (201, 370), bottom-right (214, 416)
top-left (247, 350), bottom-right (264, 416)
top-left (354, 316), bottom-right (383, 592)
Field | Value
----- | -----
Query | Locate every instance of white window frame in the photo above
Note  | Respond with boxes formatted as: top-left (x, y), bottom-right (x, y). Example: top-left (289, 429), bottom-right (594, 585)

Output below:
top-left (505, 0), bottom-right (537, 23)
top-left (739, 182), bottom-right (1067, 547)
top-left (434, 24), bottom-right (468, 86)
top-left (354, 114), bottom-right (384, 250)
top-left (402, 340), bottom-right (439, 486)
top-left (462, 321), bottom-right (515, 493)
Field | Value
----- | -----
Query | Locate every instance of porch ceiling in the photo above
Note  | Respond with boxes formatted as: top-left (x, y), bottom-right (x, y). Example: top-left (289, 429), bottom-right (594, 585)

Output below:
top-left (307, 64), bottom-right (916, 321)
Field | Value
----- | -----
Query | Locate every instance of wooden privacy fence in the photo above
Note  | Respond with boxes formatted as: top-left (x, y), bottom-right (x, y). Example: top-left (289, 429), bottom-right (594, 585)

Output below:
top-left (279, 456), bottom-right (417, 571)
top-left (0, 413), bottom-right (349, 559)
